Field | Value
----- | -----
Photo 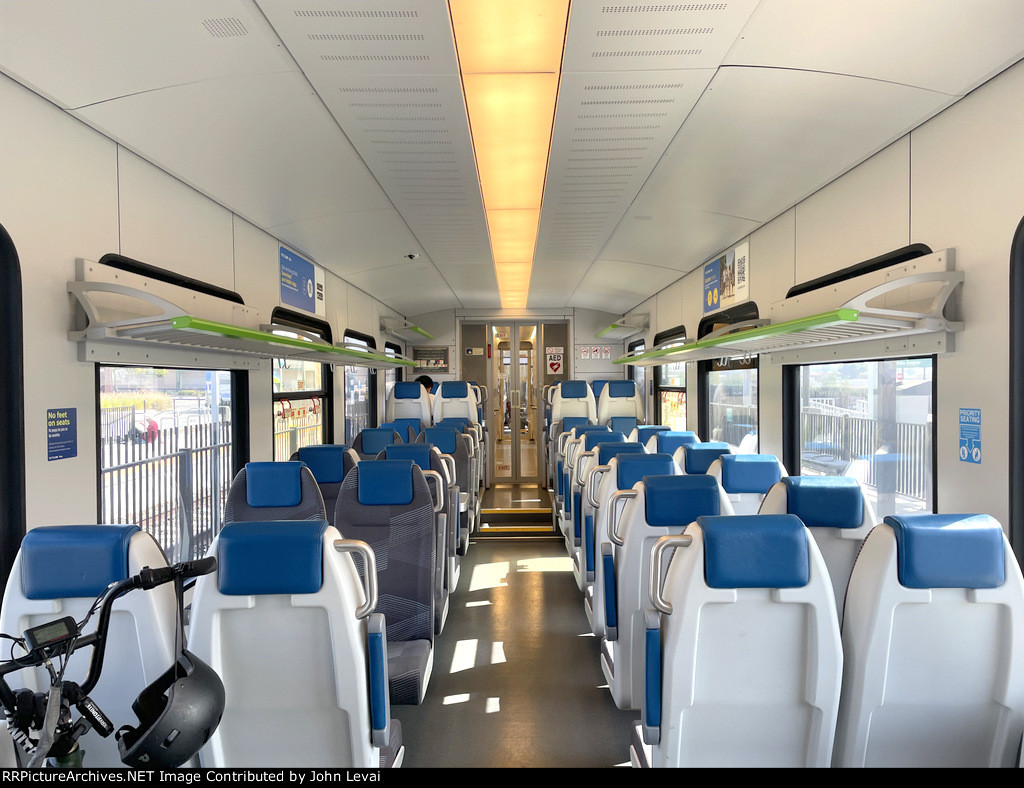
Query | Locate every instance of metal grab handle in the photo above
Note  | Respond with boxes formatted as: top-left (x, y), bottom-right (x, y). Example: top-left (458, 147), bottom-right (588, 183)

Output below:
top-left (586, 465), bottom-right (610, 509)
top-left (440, 454), bottom-right (457, 487)
top-left (557, 431), bottom-right (573, 456)
top-left (575, 450), bottom-right (595, 485)
top-left (650, 533), bottom-right (693, 615)
top-left (423, 470), bottom-right (445, 513)
top-left (608, 489), bottom-right (638, 546)
top-left (333, 539), bottom-right (378, 619)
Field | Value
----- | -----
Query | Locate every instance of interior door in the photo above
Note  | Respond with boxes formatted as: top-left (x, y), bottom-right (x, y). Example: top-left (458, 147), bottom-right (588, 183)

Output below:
top-left (490, 323), bottom-right (539, 482)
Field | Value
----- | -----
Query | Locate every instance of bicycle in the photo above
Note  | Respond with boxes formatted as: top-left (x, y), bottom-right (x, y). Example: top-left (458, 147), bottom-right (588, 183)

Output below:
top-left (0, 556), bottom-right (224, 768)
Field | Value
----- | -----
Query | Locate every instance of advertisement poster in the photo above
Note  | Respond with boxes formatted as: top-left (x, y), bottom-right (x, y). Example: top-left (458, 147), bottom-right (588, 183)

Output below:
top-left (280, 247), bottom-right (326, 316)
top-left (703, 241), bottom-right (749, 315)
top-left (413, 346), bottom-right (449, 374)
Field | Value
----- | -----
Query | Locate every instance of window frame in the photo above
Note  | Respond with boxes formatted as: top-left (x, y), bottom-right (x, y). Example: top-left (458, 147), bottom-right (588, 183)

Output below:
top-left (627, 337), bottom-right (648, 423)
top-left (343, 328), bottom-right (378, 442)
top-left (270, 308), bottom-right (333, 457)
top-left (652, 325), bottom-right (689, 430)
top-left (783, 354), bottom-right (938, 519)
top-left (696, 303), bottom-right (760, 444)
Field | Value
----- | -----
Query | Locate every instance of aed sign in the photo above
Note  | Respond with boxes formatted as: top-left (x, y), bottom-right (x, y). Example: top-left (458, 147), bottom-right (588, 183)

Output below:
top-left (959, 408), bottom-right (981, 464)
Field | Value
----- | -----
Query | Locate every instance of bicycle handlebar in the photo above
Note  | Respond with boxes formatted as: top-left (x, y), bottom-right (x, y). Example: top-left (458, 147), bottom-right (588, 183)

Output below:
top-left (0, 557), bottom-right (217, 694)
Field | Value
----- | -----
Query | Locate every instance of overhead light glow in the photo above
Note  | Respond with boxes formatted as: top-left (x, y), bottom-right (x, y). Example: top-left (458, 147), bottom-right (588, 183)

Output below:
top-left (451, 0), bottom-right (570, 310)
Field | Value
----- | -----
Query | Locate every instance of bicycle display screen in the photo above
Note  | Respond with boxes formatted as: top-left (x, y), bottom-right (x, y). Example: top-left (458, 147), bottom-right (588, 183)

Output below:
top-left (24, 617), bottom-right (79, 653)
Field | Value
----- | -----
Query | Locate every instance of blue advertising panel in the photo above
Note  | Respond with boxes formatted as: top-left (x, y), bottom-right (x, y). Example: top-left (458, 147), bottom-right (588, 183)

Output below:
top-left (703, 256), bottom-right (722, 314)
top-left (959, 407), bottom-right (981, 464)
top-left (47, 408), bottom-right (77, 461)
top-left (280, 247), bottom-right (323, 314)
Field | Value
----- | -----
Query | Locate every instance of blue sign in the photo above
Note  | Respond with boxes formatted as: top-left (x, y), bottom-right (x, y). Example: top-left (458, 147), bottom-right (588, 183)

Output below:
top-left (703, 255), bottom-right (723, 314)
top-left (280, 247), bottom-right (318, 313)
top-left (47, 408), bottom-right (77, 461)
top-left (959, 407), bottom-right (981, 464)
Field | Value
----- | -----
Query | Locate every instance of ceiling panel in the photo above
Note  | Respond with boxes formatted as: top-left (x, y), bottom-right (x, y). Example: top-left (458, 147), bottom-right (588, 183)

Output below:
top-left (598, 208), bottom-right (760, 276)
top-left (0, 1), bottom-right (294, 108)
top-left (73, 71), bottom-right (393, 229)
top-left (566, 259), bottom-right (684, 314)
top-left (531, 69), bottom-right (716, 303)
top-left (562, 0), bottom-right (761, 72)
top-left (265, 209), bottom-right (435, 278)
top-left (258, 0), bottom-right (495, 311)
top-left (630, 65), bottom-right (954, 225)
top-left (346, 261), bottom-right (459, 315)
top-left (724, 0), bottom-right (1024, 96)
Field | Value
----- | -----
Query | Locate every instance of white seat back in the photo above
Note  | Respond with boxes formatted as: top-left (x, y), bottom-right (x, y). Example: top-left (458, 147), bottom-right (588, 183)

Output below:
top-left (758, 475), bottom-right (875, 621)
top-left (597, 380), bottom-right (644, 425)
top-left (385, 380), bottom-right (433, 426)
top-left (189, 521), bottom-right (395, 768)
top-left (0, 525), bottom-right (178, 768)
top-left (602, 475), bottom-right (732, 711)
top-left (707, 453), bottom-right (787, 515)
top-left (834, 513), bottom-right (1024, 767)
top-left (640, 514), bottom-right (842, 767)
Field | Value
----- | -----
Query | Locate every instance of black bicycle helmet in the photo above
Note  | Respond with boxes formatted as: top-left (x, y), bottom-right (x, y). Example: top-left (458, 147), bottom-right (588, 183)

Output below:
top-left (116, 650), bottom-right (225, 768)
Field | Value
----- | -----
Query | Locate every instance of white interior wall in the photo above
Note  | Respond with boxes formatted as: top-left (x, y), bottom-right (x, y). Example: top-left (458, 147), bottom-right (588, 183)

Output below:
top-left (639, 59), bottom-right (1024, 527)
top-left (0, 74), bottom-right (403, 528)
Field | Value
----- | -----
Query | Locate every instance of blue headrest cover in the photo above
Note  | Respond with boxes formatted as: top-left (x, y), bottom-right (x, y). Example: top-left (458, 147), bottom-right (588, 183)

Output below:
top-left (440, 381), bottom-right (469, 398)
top-left (683, 443), bottom-right (731, 474)
top-left (361, 428), bottom-right (401, 455)
top-left (218, 521), bottom-right (328, 596)
top-left (617, 453), bottom-right (675, 490)
top-left (635, 425), bottom-right (670, 442)
top-left (644, 475), bottom-right (720, 528)
top-left (560, 381), bottom-right (588, 399)
top-left (424, 427), bottom-right (459, 454)
top-left (245, 462), bottom-right (304, 508)
top-left (431, 382), bottom-right (439, 393)
top-left (884, 514), bottom-right (1005, 589)
top-left (393, 417), bottom-right (423, 435)
top-left (720, 455), bottom-right (782, 494)
top-left (439, 417), bottom-right (470, 429)
top-left (561, 416), bottom-right (590, 432)
top-left (697, 515), bottom-right (810, 589)
top-left (394, 381), bottom-right (423, 400)
top-left (591, 380), bottom-right (609, 396)
top-left (357, 460), bottom-right (416, 506)
top-left (586, 431), bottom-right (625, 450)
top-left (783, 476), bottom-right (863, 529)
top-left (385, 443), bottom-right (433, 470)
top-left (378, 421), bottom-right (398, 431)
top-left (598, 441), bottom-right (647, 465)
top-left (609, 416), bottom-right (639, 434)
top-left (657, 431), bottom-right (699, 454)
top-left (297, 445), bottom-right (349, 485)
top-left (607, 380), bottom-right (636, 398)
top-left (576, 424), bottom-right (612, 437)
top-left (21, 525), bottom-right (140, 600)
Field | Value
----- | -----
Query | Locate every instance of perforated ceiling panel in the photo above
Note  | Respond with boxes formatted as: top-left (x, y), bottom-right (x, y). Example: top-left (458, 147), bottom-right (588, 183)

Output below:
top-left (532, 0), bottom-right (759, 308)
top-left (258, 1), bottom-right (497, 310)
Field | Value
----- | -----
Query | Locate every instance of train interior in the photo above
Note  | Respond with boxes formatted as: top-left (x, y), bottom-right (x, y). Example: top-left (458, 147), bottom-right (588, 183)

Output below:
top-left (3, 0), bottom-right (1024, 769)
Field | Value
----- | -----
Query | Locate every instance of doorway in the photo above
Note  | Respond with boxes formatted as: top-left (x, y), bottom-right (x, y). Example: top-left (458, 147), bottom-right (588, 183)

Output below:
top-left (490, 323), bottom-right (540, 483)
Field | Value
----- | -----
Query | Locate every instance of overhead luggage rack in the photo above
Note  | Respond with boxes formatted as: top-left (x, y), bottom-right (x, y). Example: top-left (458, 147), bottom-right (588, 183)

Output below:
top-left (68, 258), bottom-right (412, 370)
top-left (594, 313), bottom-right (648, 340)
top-left (380, 316), bottom-right (435, 343)
top-left (615, 250), bottom-right (963, 367)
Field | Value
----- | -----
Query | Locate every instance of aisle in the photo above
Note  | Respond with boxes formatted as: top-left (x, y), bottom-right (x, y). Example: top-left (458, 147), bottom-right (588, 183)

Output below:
top-left (398, 537), bottom-right (637, 767)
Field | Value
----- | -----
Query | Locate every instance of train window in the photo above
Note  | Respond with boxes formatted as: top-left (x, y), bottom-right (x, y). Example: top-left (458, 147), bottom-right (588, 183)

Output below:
top-left (697, 303), bottom-right (759, 451)
top-left (651, 325), bottom-right (687, 430)
top-left (343, 329), bottom-right (377, 442)
top-left (270, 309), bottom-right (333, 461)
top-left (97, 364), bottom-right (235, 562)
top-left (626, 338), bottom-right (648, 423)
top-left (383, 341), bottom-right (403, 405)
top-left (793, 357), bottom-right (935, 521)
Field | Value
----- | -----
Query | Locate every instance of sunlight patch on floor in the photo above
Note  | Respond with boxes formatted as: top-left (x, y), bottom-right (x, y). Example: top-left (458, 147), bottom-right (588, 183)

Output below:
top-left (516, 556), bottom-right (573, 573)
top-left (470, 561), bottom-right (510, 591)
top-left (485, 697), bottom-right (501, 714)
top-left (450, 638), bottom-right (479, 673)
top-left (442, 693), bottom-right (471, 705)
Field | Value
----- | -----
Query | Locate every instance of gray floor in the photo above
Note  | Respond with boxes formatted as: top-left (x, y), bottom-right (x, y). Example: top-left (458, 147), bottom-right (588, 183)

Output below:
top-left (397, 536), bottom-right (638, 768)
